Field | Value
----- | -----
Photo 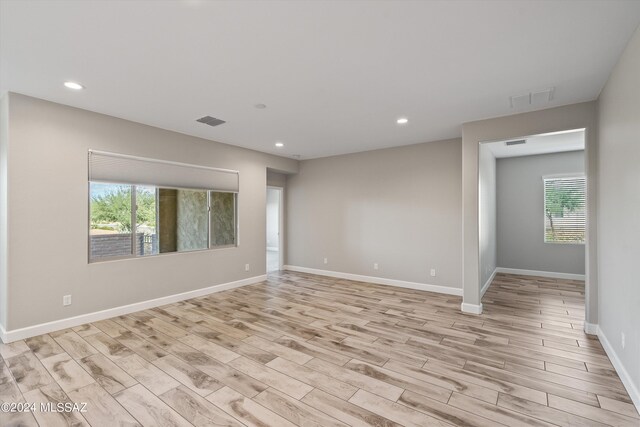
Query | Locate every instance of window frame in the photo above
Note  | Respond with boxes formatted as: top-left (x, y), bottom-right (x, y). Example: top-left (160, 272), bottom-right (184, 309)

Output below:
top-left (88, 182), bottom-right (238, 263)
top-left (542, 173), bottom-right (586, 245)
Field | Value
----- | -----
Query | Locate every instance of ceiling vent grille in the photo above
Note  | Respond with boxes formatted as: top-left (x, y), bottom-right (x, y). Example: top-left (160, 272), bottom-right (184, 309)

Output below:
top-left (196, 116), bottom-right (226, 127)
top-left (509, 87), bottom-right (555, 109)
top-left (505, 139), bottom-right (526, 146)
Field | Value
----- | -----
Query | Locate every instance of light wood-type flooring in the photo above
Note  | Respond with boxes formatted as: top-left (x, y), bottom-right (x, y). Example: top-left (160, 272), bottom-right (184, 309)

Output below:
top-left (1, 271), bottom-right (638, 426)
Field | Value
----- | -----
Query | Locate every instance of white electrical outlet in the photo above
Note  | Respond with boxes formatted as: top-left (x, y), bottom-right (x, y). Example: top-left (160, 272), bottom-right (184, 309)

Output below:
top-left (245, 263), bottom-right (250, 272)
top-left (63, 295), bottom-right (72, 306)
top-left (430, 268), bottom-right (436, 277)
top-left (374, 263), bottom-right (379, 270)
top-left (622, 332), bottom-right (626, 349)
top-left (323, 257), bottom-right (328, 265)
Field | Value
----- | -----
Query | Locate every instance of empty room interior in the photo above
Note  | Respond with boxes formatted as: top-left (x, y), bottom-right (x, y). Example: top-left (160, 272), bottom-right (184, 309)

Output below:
top-left (1, 1), bottom-right (640, 426)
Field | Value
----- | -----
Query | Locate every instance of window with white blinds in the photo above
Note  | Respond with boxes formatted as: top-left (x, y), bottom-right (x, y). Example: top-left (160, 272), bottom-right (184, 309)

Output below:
top-left (543, 175), bottom-right (586, 244)
top-left (89, 150), bottom-right (239, 192)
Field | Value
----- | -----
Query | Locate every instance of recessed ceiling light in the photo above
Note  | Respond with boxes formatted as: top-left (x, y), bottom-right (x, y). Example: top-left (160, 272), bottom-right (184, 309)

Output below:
top-left (64, 81), bottom-right (84, 90)
top-left (275, 142), bottom-right (284, 148)
top-left (255, 103), bottom-right (267, 109)
top-left (396, 117), bottom-right (408, 124)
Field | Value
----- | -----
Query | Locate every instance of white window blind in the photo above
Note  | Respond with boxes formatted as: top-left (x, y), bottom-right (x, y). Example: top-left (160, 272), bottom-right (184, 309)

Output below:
top-left (88, 150), bottom-right (239, 192)
top-left (543, 175), bottom-right (586, 244)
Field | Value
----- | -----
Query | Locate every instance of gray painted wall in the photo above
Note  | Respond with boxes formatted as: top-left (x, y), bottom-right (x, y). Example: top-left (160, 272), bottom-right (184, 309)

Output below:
top-left (2, 93), bottom-right (297, 332)
top-left (497, 151), bottom-right (585, 275)
top-left (267, 171), bottom-right (287, 188)
top-left (479, 145), bottom-right (497, 289)
top-left (597, 24), bottom-right (640, 401)
top-left (462, 102), bottom-right (598, 319)
top-left (287, 138), bottom-right (462, 289)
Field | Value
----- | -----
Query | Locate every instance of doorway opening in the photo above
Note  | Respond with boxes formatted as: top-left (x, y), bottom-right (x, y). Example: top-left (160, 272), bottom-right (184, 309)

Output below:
top-left (479, 128), bottom-right (589, 324)
top-left (266, 186), bottom-right (283, 273)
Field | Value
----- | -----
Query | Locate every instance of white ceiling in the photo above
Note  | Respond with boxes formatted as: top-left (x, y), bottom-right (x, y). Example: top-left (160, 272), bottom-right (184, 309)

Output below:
top-left (1, 1), bottom-right (639, 159)
top-left (485, 129), bottom-right (585, 159)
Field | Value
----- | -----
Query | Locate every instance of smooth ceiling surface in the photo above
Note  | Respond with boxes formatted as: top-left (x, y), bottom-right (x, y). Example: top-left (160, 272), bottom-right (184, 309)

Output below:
top-left (1, 0), bottom-right (640, 159)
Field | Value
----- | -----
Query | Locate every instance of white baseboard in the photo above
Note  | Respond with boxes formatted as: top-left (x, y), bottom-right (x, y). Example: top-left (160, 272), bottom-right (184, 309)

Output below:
top-left (481, 268), bottom-right (497, 298)
top-left (584, 322), bottom-right (598, 335)
top-left (461, 302), bottom-right (483, 314)
top-left (596, 325), bottom-right (640, 412)
top-left (0, 274), bottom-right (267, 343)
top-left (284, 265), bottom-right (462, 296)
top-left (495, 267), bottom-right (585, 281)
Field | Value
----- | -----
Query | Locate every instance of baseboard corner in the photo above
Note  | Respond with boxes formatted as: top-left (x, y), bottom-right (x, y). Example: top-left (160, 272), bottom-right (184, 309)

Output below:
top-left (597, 326), bottom-right (640, 412)
top-left (0, 322), bottom-right (8, 344)
top-left (584, 322), bottom-right (598, 335)
top-left (461, 302), bottom-right (483, 315)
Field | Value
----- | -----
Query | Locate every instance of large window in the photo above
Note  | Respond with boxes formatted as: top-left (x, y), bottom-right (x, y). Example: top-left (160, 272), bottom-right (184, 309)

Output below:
top-left (544, 175), bottom-right (586, 244)
top-left (89, 151), bottom-right (238, 262)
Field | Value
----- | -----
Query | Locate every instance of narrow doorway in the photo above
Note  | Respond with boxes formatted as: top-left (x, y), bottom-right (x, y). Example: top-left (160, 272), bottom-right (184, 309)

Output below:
top-left (266, 187), bottom-right (283, 273)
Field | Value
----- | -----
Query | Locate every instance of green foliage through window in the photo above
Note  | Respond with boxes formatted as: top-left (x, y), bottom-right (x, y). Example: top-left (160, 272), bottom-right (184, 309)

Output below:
top-left (544, 176), bottom-right (586, 243)
top-left (90, 184), bottom-right (156, 232)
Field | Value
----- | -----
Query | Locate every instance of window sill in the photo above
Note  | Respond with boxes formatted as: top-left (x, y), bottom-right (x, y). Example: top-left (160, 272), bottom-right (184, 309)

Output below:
top-left (88, 244), bottom-right (238, 264)
top-left (543, 241), bottom-right (585, 246)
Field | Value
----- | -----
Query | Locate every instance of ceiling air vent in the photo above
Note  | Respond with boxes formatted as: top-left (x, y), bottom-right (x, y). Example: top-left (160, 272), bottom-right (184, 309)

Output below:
top-left (509, 87), bottom-right (555, 109)
top-left (196, 116), bottom-right (226, 127)
top-left (505, 139), bottom-right (526, 146)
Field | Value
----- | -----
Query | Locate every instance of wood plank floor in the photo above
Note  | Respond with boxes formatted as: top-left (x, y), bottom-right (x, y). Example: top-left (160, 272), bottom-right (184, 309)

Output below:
top-left (1, 271), bottom-right (638, 426)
